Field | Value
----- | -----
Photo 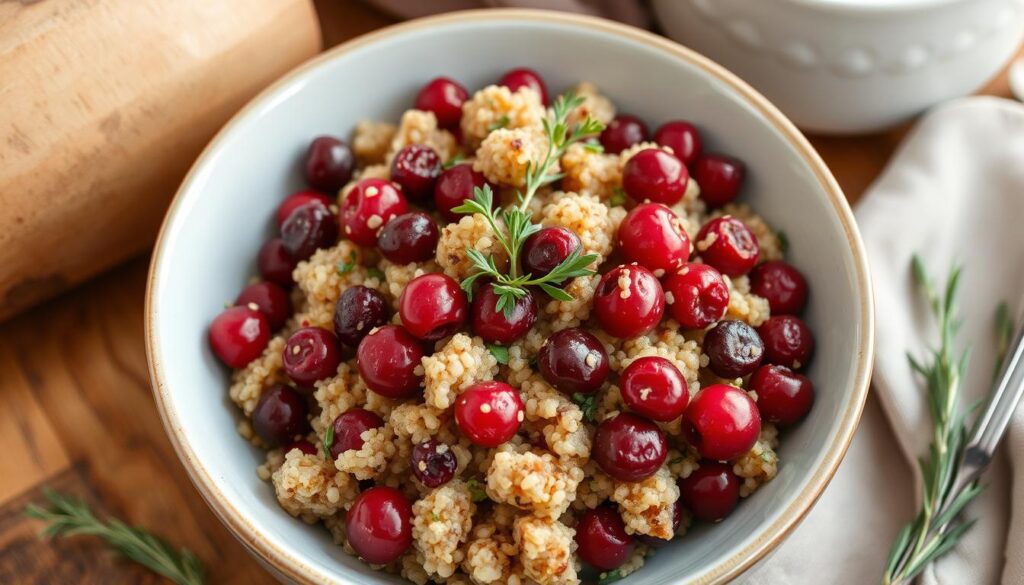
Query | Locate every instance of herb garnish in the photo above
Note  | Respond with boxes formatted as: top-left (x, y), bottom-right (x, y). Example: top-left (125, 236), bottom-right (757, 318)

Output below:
top-left (598, 569), bottom-right (623, 584)
top-left (487, 344), bottom-right (510, 365)
top-left (322, 425), bottom-right (335, 461)
top-left (488, 114), bottom-right (511, 132)
top-left (466, 477), bottom-right (488, 502)
top-left (572, 392), bottom-right (598, 422)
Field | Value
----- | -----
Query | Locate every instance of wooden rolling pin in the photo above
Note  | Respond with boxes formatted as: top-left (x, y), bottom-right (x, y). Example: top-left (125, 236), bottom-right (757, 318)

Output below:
top-left (0, 0), bottom-right (322, 320)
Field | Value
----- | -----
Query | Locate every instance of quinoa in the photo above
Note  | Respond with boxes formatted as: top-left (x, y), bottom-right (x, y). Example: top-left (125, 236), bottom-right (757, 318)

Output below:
top-left (513, 514), bottom-right (579, 585)
top-left (566, 81), bottom-right (615, 127)
top-left (229, 334), bottom-right (288, 415)
top-left (733, 423), bottom-right (780, 497)
top-left (386, 109), bottom-right (459, 165)
top-left (272, 449), bottom-right (359, 522)
top-left (486, 446), bottom-right (584, 518)
top-left (422, 333), bottom-right (499, 410)
top-left (560, 142), bottom-right (621, 201)
top-left (726, 274), bottom-right (772, 327)
top-left (411, 480), bottom-right (476, 578)
top-left (474, 127), bottom-right (552, 188)
top-left (435, 214), bottom-right (508, 281)
top-left (610, 466), bottom-right (680, 540)
top-left (353, 120), bottom-right (397, 165)
top-left (460, 84), bottom-right (546, 148)
top-left (541, 192), bottom-right (616, 263)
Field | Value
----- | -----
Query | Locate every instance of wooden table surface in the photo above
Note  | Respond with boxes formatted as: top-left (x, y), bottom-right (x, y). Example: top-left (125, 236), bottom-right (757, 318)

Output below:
top-left (0, 3), bottom-right (1019, 583)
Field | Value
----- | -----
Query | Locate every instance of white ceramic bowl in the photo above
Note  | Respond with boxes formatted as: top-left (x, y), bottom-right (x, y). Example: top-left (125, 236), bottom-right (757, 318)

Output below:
top-left (146, 10), bottom-right (873, 584)
top-left (654, 0), bottom-right (1024, 134)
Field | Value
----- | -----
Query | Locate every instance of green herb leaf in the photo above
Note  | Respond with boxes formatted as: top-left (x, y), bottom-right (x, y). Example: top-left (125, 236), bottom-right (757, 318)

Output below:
top-left (336, 252), bottom-right (358, 275)
top-left (488, 114), bottom-right (511, 132)
top-left (994, 301), bottom-right (1014, 382)
top-left (598, 569), bottom-right (623, 584)
top-left (323, 426), bottom-right (335, 461)
top-left (777, 230), bottom-right (790, 255)
top-left (487, 344), bottom-right (510, 365)
top-left (609, 187), bottom-right (627, 208)
top-left (431, 512), bottom-right (440, 522)
top-left (583, 141), bottom-right (604, 154)
top-left (465, 478), bottom-right (488, 502)
top-left (538, 283), bottom-right (573, 302)
top-left (572, 392), bottom-right (598, 422)
top-left (442, 153), bottom-right (466, 169)
top-left (367, 267), bottom-right (385, 280)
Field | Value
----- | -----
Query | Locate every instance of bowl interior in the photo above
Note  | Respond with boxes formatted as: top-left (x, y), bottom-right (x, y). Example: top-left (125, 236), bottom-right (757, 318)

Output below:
top-left (149, 12), bottom-right (869, 585)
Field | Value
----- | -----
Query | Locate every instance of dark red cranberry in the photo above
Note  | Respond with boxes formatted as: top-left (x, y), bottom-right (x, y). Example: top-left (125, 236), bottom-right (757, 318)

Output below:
top-left (682, 384), bottom-right (761, 461)
top-left (277, 190), bottom-right (331, 228)
top-left (304, 136), bottom-right (355, 192)
top-left (257, 238), bottom-right (297, 288)
top-left (749, 365), bottom-right (814, 425)
top-left (235, 281), bottom-right (291, 331)
top-left (600, 114), bottom-right (649, 154)
top-left (758, 316), bottom-right (815, 370)
top-left (593, 412), bottom-right (667, 482)
top-left (663, 264), bottom-right (729, 329)
top-left (376, 212), bottom-right (439, 264)
top-left (454, 381), bottom-right (524, 448)
top-left (334, 285), bottom-right (389, 347)
top-left (251, 385), bottom-right (310, 446)
top-left (521, 227), bottom-right (582, 284)
top-left (622, 149), bottom-right (689, 206)
top-left (434, 165), bottom-right (494, 222)
top-left (281, 200), bottom-right (338, 261)
top-left (357, 325), bottom-right (425, 398)
top-left (620, 356), bottom-right (690, 422)
top-left (575, 506), bottom-right (635, 571)
top-left (415, 77), bottom-right (469, 129)
top-left (282, 327), bottom-right (342, 386)
top-left (390, 145), bottom-right (442, 202)
top-left (653, 121), bottom-right (703, 167)
top-left (695, 216), bottom-right (759, 276)
top-left (283, 440), bottom-right (317, 456)
top-left (340, 178), bottom-right (407, 247)
top-left (704, 320), bottom-right (764, 379)
top-left (410, 440), bottom-right (458, 488)
top-left (750, 261), bottom-right (809, 315)
top-left (617, 203), bottom-right (690, 274)
top-left (499, 67), bottom-right (549, 105)
top-left (209, 306), bottom-right (270, 368)
top-left (329, 408), bottom-right (385, 459)
top-left (594, 264), bottom-right (666, 339)
top-left (680, 463), bottom-right (741, 522)
top-left (537, 328), bottom-right (609, 395)
top-left (346, 486), bottom-right (413, 565)
top-left (636, 498), bottom-right (684, 547)
top-left (694, 154), bottom-right (745, 208)
top-left (399, 273), bottom-right (468, 341)
top-left (471, 286), bottom-right (537, 344)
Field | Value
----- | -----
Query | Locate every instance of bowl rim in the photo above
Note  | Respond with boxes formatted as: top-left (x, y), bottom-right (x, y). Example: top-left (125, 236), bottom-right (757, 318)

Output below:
top-left (145, 8), bottom-right (875, 585)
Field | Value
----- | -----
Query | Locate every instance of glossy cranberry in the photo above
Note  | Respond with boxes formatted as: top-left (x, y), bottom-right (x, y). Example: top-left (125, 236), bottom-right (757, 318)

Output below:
top-left (680, 463), bottom-right (740, 522)
top-left (471, 286), bottom-right (537, 344)
top-left (257, 238), bottom-right (297, 288)
top-left (410, 440), bottom-right (458, 488)
top-left (521, 227), bottom-right (582, 284)
top-left (283, 327), bottom-right (342, 386)
top-left (682, 384), bottom-right (761, 461)
top-left (594, 264), bottom-right (666, 339)
top-left (340, 178), bottom-right (407, 247)
top-left (704, 320), bottom-right (764, 379)
top-left (636, 498), bottom-right (684, 547)
top-left (600, 114), bottom-right (649, 154)
top-left (575, 506), bottom-right (635, 571)
top-left (749, 365), bottom-right (814, 425)
top-left (653, 120), bottom-right (703, 167)
top-left (334, 285), bottom-right (389, 347)
top-left (281, 200), bottom-right (338, 261)
top-left (663, 264), bottom-right (729, 329)
top-left (283, 440), bottom-right (317, 456)
top-left (356, 325), bottom-right (425, 399)
top-left (434, 165), bottom-right (494, 222)
top-left (695, 216), bottom-right (759, 276)
top-left (622, 149), bottom-right (689, 205)
top-left (694, 154), bottom-right (745, 208)
top-left (537, 328), bottom-right (609, 395)
top-left (304, 136), bottom-right (355, 192)
top-left (758, 316), bottom-right (815, 370)
top-left (593, 412), bottom-right (667, 482)
top-left (235, 281), bottom-right (291, 331)
top-left (390, 145), bottom-right (442, 202)
top-left (454, 381), bottom-right (524, 448)
top-left (377, 212), bottom-right (439, 264)
top-left (346, 486), bottom-right (413, 565)
top-left (399, 273), bottom-right (468, 341)
top-left (415, 77), bottom-right (469, 129)
top-left (499, 67), bottom-right (549, 105)
top-left (329, 408), bottom-right (385, 459)
top-left (276, 190), bottom-right (332, 228)
top-left (617, 203), bottom-right (691, 274)
top-left (750, 261), bottom-right (809, 315)
top-left (251, 384), bottom-right (310, 446)
top-left (620, 357), bottom-right (690, 422)
top-left (209, 306), bottom-right (270, 368)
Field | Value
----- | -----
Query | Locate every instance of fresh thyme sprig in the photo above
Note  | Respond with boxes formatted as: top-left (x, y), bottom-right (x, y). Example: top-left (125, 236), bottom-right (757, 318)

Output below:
top-left (26, 489), bottom-right (206, 585)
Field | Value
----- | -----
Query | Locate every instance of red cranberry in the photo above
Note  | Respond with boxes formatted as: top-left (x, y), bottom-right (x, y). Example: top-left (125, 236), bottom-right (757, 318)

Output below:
top-left (750, 261), bottom-right (809, 315)
top-left (377, 212), bottom-right (439, 264)
top-left (663, 264), bottom-right (729, 329)
top-left (410, 440), bottom-right (458, 488)
top-left (329, 408), bottom-right (384, 459)
top-left (758, 316), bottom-right (815, 370)
top-left (620, 357), bottom-right (690, 422)
top-left (636, 498), bottom-right (684, 547)
top-left (346, 486), bottom-right (413, 565)
top-left (680, 463), bottom-right (741, 522)
top-left (682, 384), bottom-right (761, 461)
top-left (622, 149), bottom-right (689, 206)
top-left (695, 216), bottom-right (759, 276)
top-left (593, 412), bottom-right (667, 482)
top-left (283, 327), bottom-right (342, 386)
top-left (283, 440), bottom-right (317, 456)
top-left (749, 365), bottom-right (814, 425)
top-left (209, 306), bottom-right (270, 368)
top-left (704, 320), bottom-right (764, 379)
top-left (281, 200), bottom-right (338, 261)
top-left (251, 385), bottom-right (310, 446)
top-left (537, 328), bottom-right (609, 395)
top-left (415, 77), bottom-right (469, 130)
top-left (399, 273), bottom-right (468, 341)
top-left (304, 136), bottom-right (355, 192)
top-left (575, 506), bottom-right (635, 571)
top-left (594, 264), bottom-right (666, 339)
top-left (471, 286), bottom-right (537, 344)
top-left (277, 190), bottom-right (331, 229)
top-left (257, 238), bottom-right (297, 288)
top-left (499, 67), bottom-right (549, 105)
top-left (454, 381), bottom-right (524, 448)
top-left (653, 121), bottom-right (703, 167)
top-left (600, 114), bottom-right (649, 154)
top-left (521, 227), bottom-right (582, 285)
top-left (356, 325), bottom-right (425, 399)
top-left (334, 285), bottom-right (389, 347)
top-left (694, 154), bottom-right (745, 208)
top-left (235, 281), bottom-right (291, 331)
top-left (434, 165), bottom-right (494, 222)
top-left (390, 145), bottom-right (442, 202)
top-left (617, 203), bottom-right (690, 274)
top-left (340, 178), bottom-right (407, 247)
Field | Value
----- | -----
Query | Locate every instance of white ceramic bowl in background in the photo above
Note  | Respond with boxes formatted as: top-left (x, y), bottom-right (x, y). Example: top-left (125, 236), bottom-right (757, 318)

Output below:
top-left (654, 0), bottom-right (1024, 134)
top-left (146, 10), bottom-right (873, 585)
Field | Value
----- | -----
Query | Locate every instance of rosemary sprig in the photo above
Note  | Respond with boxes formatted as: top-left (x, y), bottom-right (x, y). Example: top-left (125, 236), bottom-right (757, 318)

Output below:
top-left (26, 489), bottom-right (206, 585)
